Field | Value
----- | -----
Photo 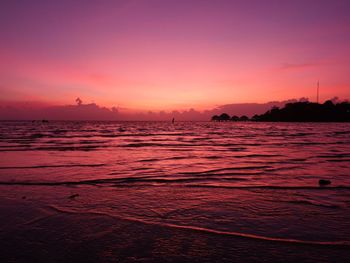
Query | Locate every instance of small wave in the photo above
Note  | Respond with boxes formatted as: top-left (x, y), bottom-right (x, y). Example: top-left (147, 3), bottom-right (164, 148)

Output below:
top-left (34, 145), bottom-right (102, 151)
top-left (29, 133), bottom-right (46, 139)
top-left (333, 131), bottom-right (350, 135)
top-left (79, 140), bottom-right (110, 144)
top-left (228, 147), bottom-right (247, 151)
top-left (46, 205), bottom-right (350, 247)
top-left (326, 159), bottom-right (350, 162)
top-left (0, 164), bottom-right (106, 169)
top-left (122, 143), bottom-right (194, 148)
top-left (52, 129), bottom-right (67, 134)
top-left (264, 166), bottom-right (301, 172)
top-left (165, 156), bottom-right (188, 160)
top-left (278, 200), bottom-right (340, 209)
top-left (23, 214), bottom-right (56, 225)
top-left (0, 146), bottom-right (103, 152)
top-left (159, 224), bottom-right (350, 247)
top-left (1, 180), bottom-right (349, 191)
top-left (122, 143), bottom-right (168, 147)
top-left (288, 158), bottom-right (307, 162)
top-left (205, 155), bottom-right (221, 159)
top-left (193, 172), bottom-right (265, 177)
top-left (185, 185), bottom-right (350, 190)
top-left (139, 156), bottom-right (188, 162)
top-left (0, 176), bottom-right (201, 186)
top-left (317, 153), bottom-right (350, 158)
top-left (181, 166), bottom-right (272, 175)
top-left (288, 132), bottom-right (315, 137)
top-left (233, 154), bottom-right (282, 158)
top-left (139, 158), bottom-right (160, 162)
top-left (290, 142), bottom-right (322, 145)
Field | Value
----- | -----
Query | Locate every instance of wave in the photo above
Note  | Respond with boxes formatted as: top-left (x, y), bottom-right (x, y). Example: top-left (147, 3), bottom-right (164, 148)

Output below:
top-left (139, 158), bottom-right (160, 162)
top-left (317, 153), bottom-right (350, 158)
top-left (0, 146), bottom-right (104, 152)
top-left (333, 131), bottom-right (350, 135)
top-left (185, 185), bottom-right (350, 190)
top-left (0, 164), bottom-right (106, 169)
top-left (287, 132), bottom-right (316, 137)
top-left (326, 159), bottom-right (350, 162)
top-left (0, 176), bottom-right (246, 186)
top-left (138, 156), bottom-right (188, 162)
top-left (0, 178), bottom-right (349, 191)
top-left (232, 154), bottom-right (282, 158)
top-left (122, 143), bottom-right (190, 148)
top-left (45, 205), bottom-right (350, 247)
top-left (278, 200), bottom-right (340, 209)
top-left (264, 166), bottom-right (301, 172)
top-left (180, 166), bottom-right (272, 175)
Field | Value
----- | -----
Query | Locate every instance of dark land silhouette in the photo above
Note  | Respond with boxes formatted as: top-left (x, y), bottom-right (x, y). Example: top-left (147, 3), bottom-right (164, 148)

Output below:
top-left (212, 100), bottom-right (350, 122)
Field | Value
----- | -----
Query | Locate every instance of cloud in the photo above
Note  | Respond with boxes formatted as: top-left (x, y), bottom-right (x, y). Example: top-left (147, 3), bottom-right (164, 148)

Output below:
top-left (0, 102), bottom-right (119, 121)
top-left (280, 59), bottom-right (340, 71)
top-left (280, 62), bottom-right (321, 70)
top-left (0, 98), bottom-right (313, 121)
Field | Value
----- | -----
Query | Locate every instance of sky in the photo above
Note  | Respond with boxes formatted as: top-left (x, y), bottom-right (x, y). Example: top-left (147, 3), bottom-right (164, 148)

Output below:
top-left (1, 0), bottom-right (350, 115)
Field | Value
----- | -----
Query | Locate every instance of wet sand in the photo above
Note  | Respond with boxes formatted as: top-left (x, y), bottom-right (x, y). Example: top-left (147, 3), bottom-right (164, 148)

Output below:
top-left (1, 196), bottom-right (349, 263)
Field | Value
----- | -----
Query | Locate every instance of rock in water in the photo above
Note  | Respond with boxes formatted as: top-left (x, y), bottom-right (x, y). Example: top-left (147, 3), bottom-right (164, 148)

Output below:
top-left (69, 194), bottom-right (79, 199)
top-left (319, 179), bottom-right (331, 186)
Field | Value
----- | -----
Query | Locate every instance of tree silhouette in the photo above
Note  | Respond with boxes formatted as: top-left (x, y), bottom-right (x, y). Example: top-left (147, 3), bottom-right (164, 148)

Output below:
top-left (76, 97), bottom-right (82, 106)
top-left (211, 99), bottom-right (350, 122)
top-left (211, 113), bottom-right (231, 121)
top-left (219, 113), bottom-right (230, 121)
top-left (231, 115), bottom-right (239, 121)
top-left (252, 100), bottom-right (350, 122)
top-left (239, 115), bottom-right (249, 121)
top-left (211, 115), bottom-right (220, 121)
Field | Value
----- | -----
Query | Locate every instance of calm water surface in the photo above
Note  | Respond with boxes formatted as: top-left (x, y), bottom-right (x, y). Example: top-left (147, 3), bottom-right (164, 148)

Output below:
top-left (0, 121), bottom-right (350, 260)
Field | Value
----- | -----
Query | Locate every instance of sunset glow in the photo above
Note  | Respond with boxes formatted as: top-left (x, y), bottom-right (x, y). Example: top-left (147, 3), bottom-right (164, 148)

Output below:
top-left (1, 0), bottom-right (350, 113)
top-left (1, 2), bottom-right (350, 262)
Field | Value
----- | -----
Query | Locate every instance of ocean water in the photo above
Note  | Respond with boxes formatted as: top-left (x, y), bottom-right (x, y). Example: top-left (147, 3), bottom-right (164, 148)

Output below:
top-left (0, 121), bottom-right (350, 262)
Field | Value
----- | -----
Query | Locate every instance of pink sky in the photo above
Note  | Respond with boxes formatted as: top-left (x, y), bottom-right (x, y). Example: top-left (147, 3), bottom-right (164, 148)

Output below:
top-left (1, 0), bottom-right (350, 113)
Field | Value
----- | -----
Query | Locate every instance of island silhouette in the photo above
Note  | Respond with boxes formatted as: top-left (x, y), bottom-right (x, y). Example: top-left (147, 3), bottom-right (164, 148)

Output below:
top-left (212, 100), bottom-right (350, 122)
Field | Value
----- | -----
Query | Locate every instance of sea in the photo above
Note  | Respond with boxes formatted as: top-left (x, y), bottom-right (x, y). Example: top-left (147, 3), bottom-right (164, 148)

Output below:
top-left (0, 121), bottom-right (349, 262)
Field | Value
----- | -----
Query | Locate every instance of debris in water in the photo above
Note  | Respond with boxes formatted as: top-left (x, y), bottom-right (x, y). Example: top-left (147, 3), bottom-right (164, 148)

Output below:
top-left (69, 194), bottom-right (79, 199)
top-left (319, 179), bottom-right (331, 186)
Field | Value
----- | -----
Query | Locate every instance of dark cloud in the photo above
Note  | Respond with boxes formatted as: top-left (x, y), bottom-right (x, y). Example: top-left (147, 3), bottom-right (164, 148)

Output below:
top-left (0, 98), bottom-right (319, 121)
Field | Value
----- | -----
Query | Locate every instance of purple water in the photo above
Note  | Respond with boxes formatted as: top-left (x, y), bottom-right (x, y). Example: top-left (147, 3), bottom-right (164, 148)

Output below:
top-left (0, 121), bottom-right (349, 262)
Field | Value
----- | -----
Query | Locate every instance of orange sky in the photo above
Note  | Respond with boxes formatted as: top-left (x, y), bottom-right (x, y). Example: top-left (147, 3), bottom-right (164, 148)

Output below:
top-left (1, 0), bottom-right (350, 112)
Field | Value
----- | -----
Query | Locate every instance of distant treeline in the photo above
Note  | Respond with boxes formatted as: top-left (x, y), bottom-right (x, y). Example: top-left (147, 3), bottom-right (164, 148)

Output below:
top-left (212, 100), bottom-right (350, 122)
top-left (211, 113), bottom-right (249, 122)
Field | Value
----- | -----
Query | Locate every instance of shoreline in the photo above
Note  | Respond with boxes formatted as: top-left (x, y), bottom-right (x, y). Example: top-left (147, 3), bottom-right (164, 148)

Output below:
top-left (1, 188), bottom-right (349, 262)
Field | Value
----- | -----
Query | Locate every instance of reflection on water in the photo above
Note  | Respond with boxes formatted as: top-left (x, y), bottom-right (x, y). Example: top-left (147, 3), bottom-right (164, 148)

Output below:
top-left (0, 121), bottom-right (349, 247)
top-left (1, 121), bottom-right (349, 187)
